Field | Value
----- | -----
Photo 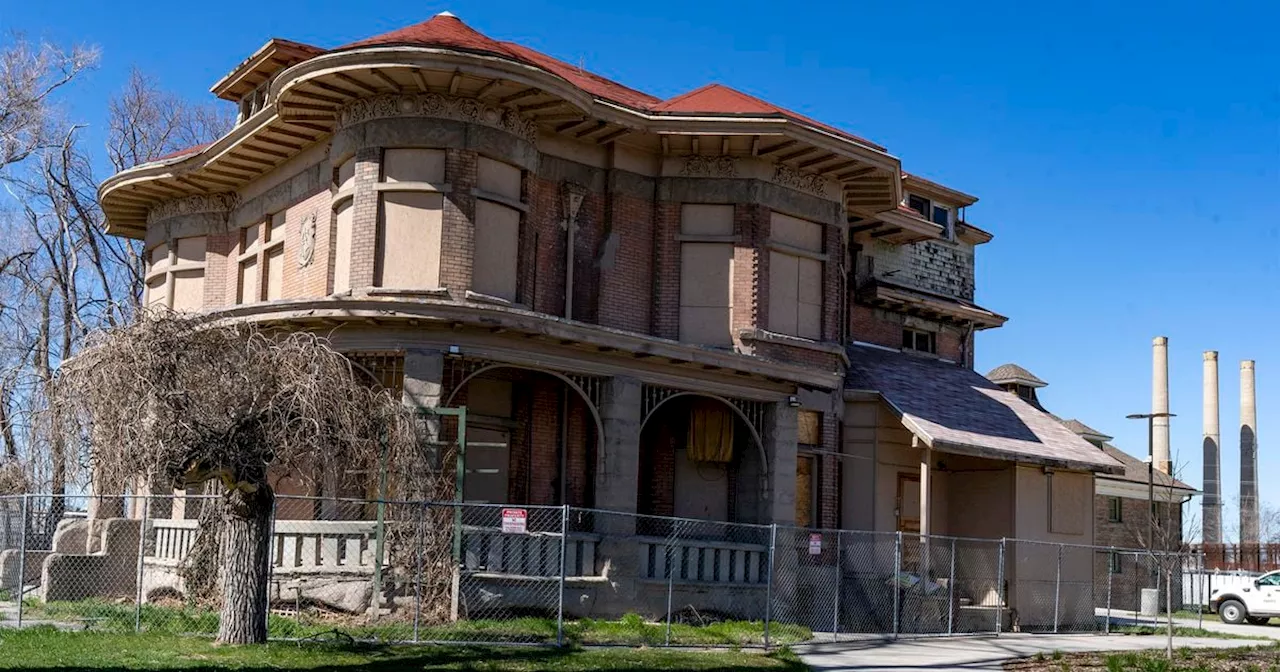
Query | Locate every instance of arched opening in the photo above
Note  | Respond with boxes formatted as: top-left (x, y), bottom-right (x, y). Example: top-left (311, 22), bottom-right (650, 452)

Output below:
top-left (637, 393), bottom-right (769, 529)
top-left (446, 365), bottom-right (604, 508)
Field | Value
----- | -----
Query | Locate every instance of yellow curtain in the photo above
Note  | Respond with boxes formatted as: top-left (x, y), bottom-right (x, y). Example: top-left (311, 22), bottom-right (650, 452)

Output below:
top-left (687, 400), bottom-right (734, 463)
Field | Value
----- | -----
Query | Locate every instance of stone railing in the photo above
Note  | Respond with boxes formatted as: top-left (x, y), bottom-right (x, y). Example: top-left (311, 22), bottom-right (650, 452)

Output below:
top-left (461, 526), bottom-right (601, 578)
top-left (638, 536), bottom-right (767, 585)
top-left (148, 519), bottom-right (379, 574)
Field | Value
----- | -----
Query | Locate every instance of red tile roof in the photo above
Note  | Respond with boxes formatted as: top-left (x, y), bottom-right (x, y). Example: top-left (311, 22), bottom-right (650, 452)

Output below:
top-left (153, 142), bottom-right (212, 162)
top-left (337, 12), bottom-right (526, 62)
top-left (498, 41), bottom-right (662, 110)
top-left (654, 84), bottom-right (885, 150)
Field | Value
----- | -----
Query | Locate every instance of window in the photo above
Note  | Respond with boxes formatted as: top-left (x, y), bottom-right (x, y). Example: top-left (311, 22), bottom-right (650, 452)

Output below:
top-left (1107, 496), bottom-right (1123, 523)
top-left (678, 204), bottom-right (735, 346)
top-left (333, 157), bottom-right (356, 293)
top-left (472, 157), bottom-right (523, 301)
top-left (907, 194), bottom-right (955, 240)
top-left (795, 410), bottom-right (822, 528)
top-left (236, 213), bottom-right (286, 304)
top-left (902, 327), bottom-right (936, 354)
top-left (1109, 552), bottom-right (1123, 574)
top-left (908, 194), bottom-right (930, 218)
top-left (143, 236), bottom-right (207, 312)
top-left (768, 213), bottom-right (824, 340)
top-left (376, 149), bottom-right (446, 291)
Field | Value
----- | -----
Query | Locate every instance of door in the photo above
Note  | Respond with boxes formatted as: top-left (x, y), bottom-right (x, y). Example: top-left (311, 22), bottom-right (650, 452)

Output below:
top-left (1257, 572), bottom-right (1280, 614)
top-left (463, 427), bottom-right (510, 504)
top-left (897, 474), bottom-right (920, 533)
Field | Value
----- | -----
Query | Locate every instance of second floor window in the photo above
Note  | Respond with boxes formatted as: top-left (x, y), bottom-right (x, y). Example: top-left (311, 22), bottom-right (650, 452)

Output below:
top-left (678, 204), bottom-right (735, 347)
top-left (376, 148), bottom-right (447, 291)
top-left (902, 327), bottom-right (936, 354)
top-left (768, 212), bottom-right (824, 340)
top-left (145, 235), bottom-right (207, 312)
top-left (907, 193), bottom-right (955, 240)
top-left (236, 212), bottom-right (285, 304)
top-left (472, 156), bottom-right (523, 302)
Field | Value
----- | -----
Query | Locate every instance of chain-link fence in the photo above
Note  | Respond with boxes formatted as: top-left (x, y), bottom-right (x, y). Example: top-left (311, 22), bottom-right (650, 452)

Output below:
top-left (0, 492), bottom-right (1213, 646)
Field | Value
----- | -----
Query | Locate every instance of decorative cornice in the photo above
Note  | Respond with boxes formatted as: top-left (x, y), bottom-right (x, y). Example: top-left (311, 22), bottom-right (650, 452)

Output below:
top-left (680, 155), bottom-right (738, 178)
top-left (338, 93), bottom-right (537, 144)
top-left (147, 193), bottom-right (240, 225)
top-left (772, 164), bottom-right (831, 197)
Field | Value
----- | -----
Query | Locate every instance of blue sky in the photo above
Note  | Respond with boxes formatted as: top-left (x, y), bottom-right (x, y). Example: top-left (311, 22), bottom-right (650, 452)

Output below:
top-left (6, 0), bottom-right (1279, 531)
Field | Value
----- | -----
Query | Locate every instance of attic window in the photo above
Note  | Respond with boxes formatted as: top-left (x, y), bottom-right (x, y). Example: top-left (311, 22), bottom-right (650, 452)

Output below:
top-left (902, 327), bottom-right (936, 354)
top-left (907, 193), bottom-right (955, 240)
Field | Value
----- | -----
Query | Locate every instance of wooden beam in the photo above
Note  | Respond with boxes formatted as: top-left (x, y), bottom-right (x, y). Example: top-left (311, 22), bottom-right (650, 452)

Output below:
top-left (254, 134), bottom-right (304, 151)
top-left (335, 72), bottom-right (380, 95)
top-left (518, 99), bottom-right (564, 113)
top-left (691, 137), bottom-right (700, 154)
top-left (227, 152), bottom-right (276, 167)
top-left (220, 158), bottom-right (269, 173)
top-left (310, 80), bottom-right (362, 98)
top-left (206, 167), bottom-right (256, 180)
top-left (474, 78), bottom-right (504, 100)
top-left (284, 101), bottom-right (337, 114)
top-left (661, 136), bottom-right (670, 155)
top-left (554, 118), bottom-right (588, 133)
top-left (287, 121), bottom-right (333, 134)
top-left (596, 128), bottom-right (630, 144)
top-left (369, 68), bottom-right (402, 92)
top-left (757, 139), bottom-right (797, 156)
top-left (574, 121), bottom-right (609, 138)
top-left (532, 114), bottom-right (584, 123)
top-left (186, 173), bottom-right (239, 188)
top-left (242, 143), bottom-right (290, 159)
top-left (751, 136), bottom-right (761, 156)
top-left (721, 137), bottom-right (730, 154)
top-left (498, 88), bottom-right (539, 105)
top-left (836, 166), bottom-right (878, 180)
top-left (819, 160), bottom-right (858, 175)
top-left (174, 176), bottom-right (208, 193)
top-left (448, 70), bottom-right (462, 95)
top-left (412, 69), bottom-right (430, 93)
top-left (291, 89), bottom-right (345, 105)
top-left (849, 222), bottom-right (882, 234)
top-left (798, 153), bottom-right (838, 169)
top-left (846, 198), bottom-right (888, 206)
top-left (269, 126), bottom-right (320, 142)
top-left (777, 147), bottom-right (816, 163)
top-left (869, 227), bottom-right (903, 238)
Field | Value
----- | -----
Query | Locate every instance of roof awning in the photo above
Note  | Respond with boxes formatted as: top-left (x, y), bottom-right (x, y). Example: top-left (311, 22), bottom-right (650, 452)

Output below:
top-left (846, 345), bottom-right (1125, 475)
top-left (858, 280), bottom-right (1007, 330)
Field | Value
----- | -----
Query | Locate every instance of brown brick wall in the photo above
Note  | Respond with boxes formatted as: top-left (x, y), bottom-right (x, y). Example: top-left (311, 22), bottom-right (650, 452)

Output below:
top-left (285, 188), bottom-right (334, 298)
top-left (204, 229), bottom-right (235, 307)
top-left (733, 204), bottom-right (765, 336)
top-left (597, 190), bottom-right (654, 333)
top-left (442, 149), bottom-right (476, 293)
top-left (1094, 495), bottom-right (1183, 550)
top-left (349, 147), bottom-right (381, 290)
top-left (524, 176), bottom-right (566, 315)
top-left (651, 201), bottom-right (682, 340)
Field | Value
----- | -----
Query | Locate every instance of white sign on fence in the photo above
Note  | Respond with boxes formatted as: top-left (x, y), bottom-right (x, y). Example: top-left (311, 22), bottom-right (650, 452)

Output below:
top-left (809, 533), bottom-right (822, 555)
top-left (501, 508), bottom-right (527, 534)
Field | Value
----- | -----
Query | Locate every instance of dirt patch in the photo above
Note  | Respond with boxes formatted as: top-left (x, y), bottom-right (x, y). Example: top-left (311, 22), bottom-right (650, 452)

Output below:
top-left (1005, 645), bottom-right (1280, 671)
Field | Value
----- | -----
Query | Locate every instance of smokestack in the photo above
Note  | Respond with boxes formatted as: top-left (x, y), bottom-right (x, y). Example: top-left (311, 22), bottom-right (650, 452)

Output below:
top-left (1203, 351), bottom-right (1222, 543)
top-left (1152, 336), bottom-right (1172, 474)
top-left (1241, 360), bottom-right (1259, 544)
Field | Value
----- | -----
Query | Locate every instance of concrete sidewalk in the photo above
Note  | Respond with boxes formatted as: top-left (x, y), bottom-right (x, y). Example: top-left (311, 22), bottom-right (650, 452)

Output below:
top-left (796, 633), bottom-right (1258, 671)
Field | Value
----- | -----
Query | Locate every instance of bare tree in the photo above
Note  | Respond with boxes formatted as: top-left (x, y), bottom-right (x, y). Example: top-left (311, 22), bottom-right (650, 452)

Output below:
top-left (0, 35), bottom-right (97, 172)
top-left (1127, 461), bottom-right (1199, 660)
top-left (106, 68), bottom-right (233, 173)
top-left (51, 315), bottom-right (425, 644)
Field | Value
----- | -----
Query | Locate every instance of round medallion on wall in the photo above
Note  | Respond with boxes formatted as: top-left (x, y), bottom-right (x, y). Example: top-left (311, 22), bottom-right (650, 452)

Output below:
top-left (298, 212), bottom-right (317, 268)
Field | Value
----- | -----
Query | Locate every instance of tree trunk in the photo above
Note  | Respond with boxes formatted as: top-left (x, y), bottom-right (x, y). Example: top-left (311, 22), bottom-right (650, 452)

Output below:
top-left (216, 484), bottom-right (274, 645)
top-left (1165, 566), bottom-right (1173, 660)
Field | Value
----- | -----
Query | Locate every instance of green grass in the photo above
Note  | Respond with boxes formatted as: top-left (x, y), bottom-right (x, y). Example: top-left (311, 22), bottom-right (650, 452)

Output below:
top-left (1110, 624), bottom-right (1270, 640)
top-left (15, 599), bottom-right (810, 647)
top-left (0, 629), bottom-right (807, 670)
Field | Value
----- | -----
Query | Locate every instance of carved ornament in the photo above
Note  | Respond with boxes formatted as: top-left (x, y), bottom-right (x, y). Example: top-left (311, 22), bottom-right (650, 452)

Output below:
top-left (680, 155), bottom-right (738, 178)
top-left (298, 212), bottom-right (317, 268)
top-left (146, 193), bottom-right (240, 225)
top-left (772, 164), bottom-right (831, 197)
top-left (338, 93), bottom-right (538, 144)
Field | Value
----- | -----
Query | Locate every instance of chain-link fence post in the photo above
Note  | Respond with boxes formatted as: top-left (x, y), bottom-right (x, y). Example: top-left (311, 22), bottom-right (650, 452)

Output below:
top-left (892, 530), bottom-right (902, 639)
top-left (266, 496), bottom-right (277, 608)
top-left (995, 538), bottom-right (1006, 635)
top-left (134, 494), bottom-right (150, 633)
top-left (1105, 549), bottom-right (1114, 634)
top-left (947, 536), bottom-right (956, 635)
top-left (556, 504), bottom-right (568, 648)
top-left (1197, 551), bottom-right (1204, 629)
top-left (764, 523), bottom-right (777, 650)
top-left (15, 494), bottom-right (27, 628)
top-left (664, 520), bottom-right (676, 647)
top-left (832, 529), bottom-right (842, 641)
top-left (1052, 543), bottom-right (1061, 634)
top-left (413, 502), bottom-right (424, 643)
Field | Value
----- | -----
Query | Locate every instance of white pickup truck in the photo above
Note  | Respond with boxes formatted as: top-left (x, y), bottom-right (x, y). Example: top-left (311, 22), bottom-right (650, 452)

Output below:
top-left (1210, 570), bottom-right (1280, 625)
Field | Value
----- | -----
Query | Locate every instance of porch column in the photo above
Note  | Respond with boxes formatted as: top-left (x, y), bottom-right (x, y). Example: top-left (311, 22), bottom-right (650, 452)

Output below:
top-left (919, 442), bottom-right (932, 538)
top-left (596, 375), bottom-right (641, 528)
top-left (764, 402), bottom-right (799, 525)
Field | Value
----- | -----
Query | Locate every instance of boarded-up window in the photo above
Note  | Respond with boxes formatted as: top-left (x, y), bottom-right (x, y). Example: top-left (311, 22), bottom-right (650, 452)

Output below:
top-left (333, 203), bottom-right (353, 292)
top-left (383, 148), bottom-right (445, 184)
top-left (337, 157), bottom-right (356, 192)
top-left (678, 204), bottom-right (734, 346)
top-left (168, 236), bottom-right (206, 312)
top-left (144, 243), bottom-right (170, 307)
top-left (472, 157), bottom-right (522, 301)
top-left (798, 410), bottom-right (822, 446)
top-left (1049, 471), bottom-right (1088, 535)
top-left (376, 149), bottom-right (447, 291)
top-left (237, 212), bottom-right (286, 304)
top-left (796, 454), bottom-right (815, 528)
top-left (768, 213), bottom-right (823, 340)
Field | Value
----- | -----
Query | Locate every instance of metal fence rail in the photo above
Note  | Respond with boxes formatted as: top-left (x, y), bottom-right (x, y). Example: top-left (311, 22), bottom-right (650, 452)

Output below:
top-left (0, 493), bottom-right (1211, 647)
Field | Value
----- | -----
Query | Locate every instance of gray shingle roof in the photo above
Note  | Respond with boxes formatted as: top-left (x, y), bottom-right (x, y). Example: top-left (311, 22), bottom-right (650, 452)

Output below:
top-left (985, 363), bottom-right (1048, 388)
top-left (1097, 443), bottom-right (1196, 491)
top-left (1061, 418), bottom-right (1113, 442)
top-left (848, 345), bottom-right (1124, 474)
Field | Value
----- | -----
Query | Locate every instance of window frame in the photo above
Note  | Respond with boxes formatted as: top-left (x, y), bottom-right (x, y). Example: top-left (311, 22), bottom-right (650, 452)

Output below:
top-left (235, 213), bottom-right (286, 305)
top-left (767, 213), bottom-right (826, 341)
top-left (143, 236), bottom-right (207, 311)
top-left (471, 155), bottom-right (526, 303)
top-left (902, 327), bottom-right (937, 354)
top-left (678, 204), bottom-right (737, 346)
top-left (1107, 496), bottom-right (1123, 523)
top-left (1109, 551), bottom-right (1123, 575)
